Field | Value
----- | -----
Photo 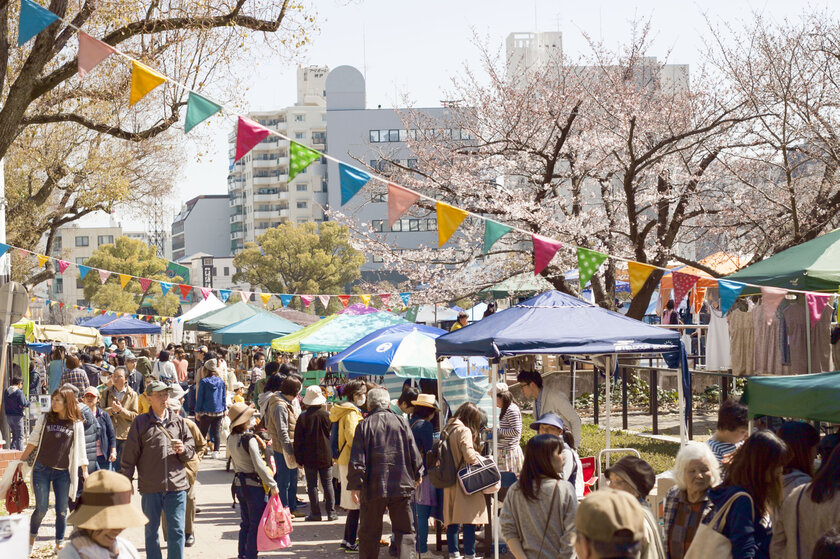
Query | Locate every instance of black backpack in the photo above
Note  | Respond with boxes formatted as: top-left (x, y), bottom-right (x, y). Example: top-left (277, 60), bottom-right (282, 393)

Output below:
top-left (426, 428), bottom-right (457, 489)
top-left (330, 420), bottom-right (345, 460)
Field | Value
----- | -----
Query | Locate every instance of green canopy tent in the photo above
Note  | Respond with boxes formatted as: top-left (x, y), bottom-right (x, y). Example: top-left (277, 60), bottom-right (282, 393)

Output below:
top-left (183, 301), bottom-right (267, 332)
top-left (271, 314), bottom-right (338, 353)
top-left (211, 313), bottom-right (302, 346)
top-left (742, 371), bottom-right (840, 424)
top-left (271, 311), bottom-right (408, 353)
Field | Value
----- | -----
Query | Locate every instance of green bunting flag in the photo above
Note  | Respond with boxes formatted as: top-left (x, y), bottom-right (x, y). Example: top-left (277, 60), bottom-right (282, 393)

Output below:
top-left (576, 247), bottom-right (609, 287)
top-left (184, 92), bottom-right (222, 133)
top-left (289, 141), bottom-right (321, 181)
top-left (483, 220), bottom-right (513, 254)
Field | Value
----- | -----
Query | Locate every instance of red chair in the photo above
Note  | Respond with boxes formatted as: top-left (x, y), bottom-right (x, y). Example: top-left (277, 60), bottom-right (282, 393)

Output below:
top-left (580, 456), bottom-right (597, 497)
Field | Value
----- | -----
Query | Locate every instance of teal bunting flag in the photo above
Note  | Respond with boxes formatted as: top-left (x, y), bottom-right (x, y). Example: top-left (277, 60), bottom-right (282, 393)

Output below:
top-left (0, 243), bottom-right (10, 258)
top-left (339, 163), bottom-right (371, 205)
top-left (77, 265), bottom-right (91, 280)
top-left (483, 220), bottom-right (513, 254)
top-left (280, 294), bottom-right (292, 308)
top-left (718, 279), bottom-right (746, 315)
top-left (184, 92), bottom-right (222, 133)
top-left (218, 289), bottom-right (231, 303)
top-left (159, 281), bottom-right (173, 296)
top-left (18, 0), bottom-right (59, 46)
top-left (400, 292), bottom-right (411, 306)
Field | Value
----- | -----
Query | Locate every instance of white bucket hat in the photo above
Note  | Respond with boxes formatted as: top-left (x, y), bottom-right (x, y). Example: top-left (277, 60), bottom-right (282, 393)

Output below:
top-left (302, 385), bottom-right (326, 406)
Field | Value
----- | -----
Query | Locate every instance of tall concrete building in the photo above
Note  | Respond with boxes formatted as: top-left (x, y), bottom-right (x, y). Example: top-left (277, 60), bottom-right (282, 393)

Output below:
top-left (506, 31), bottom-right (563, 86)
top-left (228, 66), bottom-right (329, 253)
top-left (50, 221), bottom-right (123, 305)
top-left (171, 195), bottom-right (231, 261)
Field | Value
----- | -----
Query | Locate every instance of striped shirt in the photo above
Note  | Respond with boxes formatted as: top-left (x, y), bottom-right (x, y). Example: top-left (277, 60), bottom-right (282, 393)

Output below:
top-left (707, 438), bottom-right (737, 466)
top-left (497, 402), bottom-right (522, 451)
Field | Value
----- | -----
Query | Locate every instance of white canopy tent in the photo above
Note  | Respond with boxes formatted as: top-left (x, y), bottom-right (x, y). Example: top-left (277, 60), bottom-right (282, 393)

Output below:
top-left (172, 293), bottom-right (225, 343)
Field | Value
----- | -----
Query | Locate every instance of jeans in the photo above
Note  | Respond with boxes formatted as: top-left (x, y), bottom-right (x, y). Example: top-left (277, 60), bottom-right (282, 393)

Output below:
top-left (274, 451), bottom-right (297, 511)
top-left (234, 484), bottom-right (268, 559)
top-left (413, 503), bottom-right (432, 553)
top-left (116, 439), bottom-right (126, 469)
top-left (359, 495), bottom-right (415, 559)
top-left (7, 415), bottom-right (24, 450)
top-left (447, 524), bottom-right (476, 556)
top-left (304, 465), bottom-right (335, 518)
top-left (198, 415), bottom-right (222, 451)
top-left (141, 490), bottom-right (187, 559)
top-left (30, 462), bottom-right (71, 543)
top-left (96, 455), bottom-right (113, 472)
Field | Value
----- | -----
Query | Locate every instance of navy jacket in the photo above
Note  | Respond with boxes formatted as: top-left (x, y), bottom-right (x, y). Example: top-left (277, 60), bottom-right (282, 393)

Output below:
top-left (94, 406), bottom-right (117, 456)
top-left (3, 386), bottom-right (29, 416)
top-left (196, 374), bottom-right (226, 414)
top-left (185, 384), bottom-right (197, 416)
top-left (707, 485), bottom-right (771, 559)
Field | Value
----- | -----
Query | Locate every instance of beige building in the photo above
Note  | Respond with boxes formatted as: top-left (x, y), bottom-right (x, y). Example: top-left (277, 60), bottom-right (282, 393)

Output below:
top-left (50, 221), bottom-right (123, 305)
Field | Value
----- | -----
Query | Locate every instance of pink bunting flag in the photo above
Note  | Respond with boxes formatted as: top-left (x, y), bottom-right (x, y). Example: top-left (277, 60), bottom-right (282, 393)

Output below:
top-left (532, 234), bottom-right (563, 276)
top-left (760, 287), bottom-right (787, 324)
top-left (138, 278), bottom-right (153, 293)
top-left (300, 295), bottom-right (314, 308)
top-left (379, 293), bottom-right (391, 306)
top-left (318, 295), bottom-right (330, 309)
top-left (239, 291), bottom-right (250, 303)
top-left (199, 287), bottom-right (212, 300)
top-left (57, 260), bottom-right (70, 274)
top-left (672, 271), bottom-right (700, 306)
top-left (387, 183), bottom-right (420, 228)
top-left (806, 293), bottom-right (832, 327)
top-left (235, 117), bottom-right (271, 161)
top-left (77, 32), bottom-right (116, 77)
top-left (98, 269), bottom-right (111, 284)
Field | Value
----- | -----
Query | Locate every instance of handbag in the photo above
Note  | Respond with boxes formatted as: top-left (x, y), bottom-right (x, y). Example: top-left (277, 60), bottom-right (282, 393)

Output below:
top-left (457, 455), bottom-right (501, 496)
top-left (5, 464), bottom-right (29, 514)
top-left (684, 491), bottom-right (753, 559)
top-left (256, 495), bottom-right (292, 551)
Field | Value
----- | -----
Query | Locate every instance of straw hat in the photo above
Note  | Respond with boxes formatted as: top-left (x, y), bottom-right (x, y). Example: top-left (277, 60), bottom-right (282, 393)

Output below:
top-left (411, 393), bottom-right (439, 409)
top-left (228, 401), bottom-right (255, 429)
top-left (302, 385), bottom-right (326, 406)
top-left (66, 470), bottom-right (148, 530)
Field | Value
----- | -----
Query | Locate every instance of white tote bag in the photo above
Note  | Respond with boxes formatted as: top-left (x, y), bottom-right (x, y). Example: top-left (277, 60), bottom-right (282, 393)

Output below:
top-left (684, 491), bottom-right (754, 559)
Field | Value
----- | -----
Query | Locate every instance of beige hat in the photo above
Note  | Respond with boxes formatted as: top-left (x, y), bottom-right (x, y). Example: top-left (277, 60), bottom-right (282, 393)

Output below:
top-left (228, 401), bottom-right (255, 429)
top-left (232, 380), bottom-right (245, 391)
top-left (203, 358), bottom-right (218, 372)
top-left (411, 393), bottom-right (439, 409)
top-left (302, 385), bottom-right (326, 406)
top-left (575, 489), bottom-right (645, 544)
top-left (66, 470), bottom-right (148, 530)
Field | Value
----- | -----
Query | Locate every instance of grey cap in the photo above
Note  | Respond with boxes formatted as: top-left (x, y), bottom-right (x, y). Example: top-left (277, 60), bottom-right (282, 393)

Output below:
top-left (144, 381), bottom-right (171, 395)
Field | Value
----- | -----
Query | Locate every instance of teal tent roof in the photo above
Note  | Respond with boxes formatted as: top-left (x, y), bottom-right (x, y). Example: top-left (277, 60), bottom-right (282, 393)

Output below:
top-left (725, 228), bottom-right (840, 292)
top-left (183, 302), bottom-right (266, 332)
top-left (742, 371), bottom-right (840, 423)
top-left (297, 311), bottom-right (408, 353)
top-left (211, 313), bottom-right (302, 346)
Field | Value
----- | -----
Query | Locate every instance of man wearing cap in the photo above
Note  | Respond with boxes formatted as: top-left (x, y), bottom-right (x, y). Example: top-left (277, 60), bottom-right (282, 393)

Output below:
top-left (450, 311), bottom-right (469, 331)
top-left (102, 366), bottom-right (140, 468)
top-left (83, 386), bottom-right (117, 472)
top-left (518, 369), bottom-right (582, 449)
top-left (120, 381), bottom-right (195, 559)
top-left (574, 489), bottom-right (646, 559)
top-left (125, 354), bottom-right (144, 396)
top-left (605, 457), bottom-right (666, 559)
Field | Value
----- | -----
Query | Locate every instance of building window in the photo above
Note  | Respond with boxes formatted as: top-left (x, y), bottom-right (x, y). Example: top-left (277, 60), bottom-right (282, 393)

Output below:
top-left (390, 219), bottom-right (402, 232)
top-left (407, 159), bottom-right (418, 169)
top-left (295, 132), bottom-right (305, 140)
top-left (75, 257), bottom-right (86, 265)
top-left (294, 114), bottom-right (305, 122)
top-left (369, 130), bottom-right (380, 143)
top-left (389, 129), bottom-right (400, 142)
top-left (322, 114), bottom-right (327, 122)
top-left (296, 201), bottom-right (308, 209)
top-left (75, 236), bottom-right (89, 247)
top-left (54, 278), bottom-right (63, 294)
top-left (97, 235), bottom-right (114, 246)
top-left (212, 267), bottom-right (218, 277)
top-left (371, 193), bottom-right (386, 203)
top-left (312, 131), bottom-right (326, 144)
top-left (426, 218), bottom-right (437, 231)
top-left (53, 237), bottom-right (62, 252)
top-left (296, 184), bottom-right (307, 192)
top-left (409, 219), bottom-right (420, 232)
top-left (399, 129), bottom-right (408, 142)
top-left (223, 267), bottom-right (229, 276)
top-left (371, 220), bottom-right (384, 232)
top-left (371, 254), bottom-right (384, 263)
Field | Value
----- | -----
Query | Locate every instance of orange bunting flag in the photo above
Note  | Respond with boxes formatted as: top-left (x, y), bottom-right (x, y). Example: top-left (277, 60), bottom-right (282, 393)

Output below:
top-left (36, 254), bottom-right (49, 267)
top-left (129, 61), bottom-right (167, 106)
top-left (436, 202), bottom-right (469, 247)
top-left (692, 287), bottom-right (707, 314)
top-left (118, 274), bottom-right (131, 289)
top-left (360, 294), bottom-right (371, 307)
top-left (628, 262), bottom-right (657, 297)
top-left (260, 293), bottom-right (271, 306)
top-left (338, 294), bottom-right (350, 308)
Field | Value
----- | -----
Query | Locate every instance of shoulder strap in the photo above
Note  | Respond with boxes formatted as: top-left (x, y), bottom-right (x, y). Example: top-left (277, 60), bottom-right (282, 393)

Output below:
top-left (795, 486), bottom-right (805, 559)
top-left (711, 491), bottom-right (754, 532)
top-left (536, 480), bottom-right (560, 559)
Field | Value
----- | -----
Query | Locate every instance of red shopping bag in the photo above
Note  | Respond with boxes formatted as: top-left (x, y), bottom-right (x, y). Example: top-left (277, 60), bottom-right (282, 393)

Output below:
top-left (256, 495), bottom-right (292, 551)
top-left (5, 464), bottom-right (29, 514)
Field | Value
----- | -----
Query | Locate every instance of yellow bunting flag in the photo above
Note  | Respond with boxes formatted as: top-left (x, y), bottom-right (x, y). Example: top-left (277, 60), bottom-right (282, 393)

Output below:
top-left (628, 261), bottom-right (657, 297)
top-left (36, 254), bottom-right (49, 267)
top-left (436, 202), bottom-right (469, 247)
top-left (260, 293), bottom-right (271, 306)
top-left (360, 294), bottom-right (371, 307)
top-left (119, 274), bottom-right (131, 288)
top-left (129, 61), bottom-right (167, 106)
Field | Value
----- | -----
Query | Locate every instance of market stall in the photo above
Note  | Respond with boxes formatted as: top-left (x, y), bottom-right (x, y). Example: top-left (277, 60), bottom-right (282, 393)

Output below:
top-left (182, 301), bottom-right (266, 332)
top-left (173, 293), bottom-right (226, 342)
top-left (271, 310), bottom-right (407, 354)
top-left (211, 313), bottom-right (301, 346)
top-left (742, 371), bottom-right (840, 423)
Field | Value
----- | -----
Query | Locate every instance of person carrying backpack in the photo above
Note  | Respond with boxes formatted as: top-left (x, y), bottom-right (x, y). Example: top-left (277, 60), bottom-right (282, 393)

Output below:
top-left (328, 380), bottom-right (367, 553)
top-left (264, 376), bottom-right (302, 518)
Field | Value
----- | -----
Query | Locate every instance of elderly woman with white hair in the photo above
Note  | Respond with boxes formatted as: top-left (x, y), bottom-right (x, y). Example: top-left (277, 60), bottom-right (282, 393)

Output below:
top-left (662, 441), bottom-right (721, 559)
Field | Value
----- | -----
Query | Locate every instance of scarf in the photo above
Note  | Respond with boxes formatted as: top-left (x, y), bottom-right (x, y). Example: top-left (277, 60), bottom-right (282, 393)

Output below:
top-left (68, 531), bottom-right (119, 559)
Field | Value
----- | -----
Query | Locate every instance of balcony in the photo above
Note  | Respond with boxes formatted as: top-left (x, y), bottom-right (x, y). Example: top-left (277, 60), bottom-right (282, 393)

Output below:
top-left (253, 193), bottom-right (276, 203)
top-left (252, 159), bottom-right (278, 168)
top-left (230, 214), bottom-right (243, 223)
top-left (231, 231), bottom-right (244, 240)
top-left (253, 210), bottom-right (276, 220)
top-left (229, 198), bottom-right (241, 207)
top-left (253, 176), bottom-right (280, 185)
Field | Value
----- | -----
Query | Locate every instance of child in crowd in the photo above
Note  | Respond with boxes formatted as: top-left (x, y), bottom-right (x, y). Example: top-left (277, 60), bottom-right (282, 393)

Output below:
top-left (706, 398), bottom-right (748, 466)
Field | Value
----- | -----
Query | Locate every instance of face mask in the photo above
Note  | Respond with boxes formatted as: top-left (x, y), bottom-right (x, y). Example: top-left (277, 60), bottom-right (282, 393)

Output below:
top-left (248, 417), bottom-right (257, 428)
top-left (354, 395), bottom-right (366, 407)
top-left (100, 374), bottom-right (110, 384)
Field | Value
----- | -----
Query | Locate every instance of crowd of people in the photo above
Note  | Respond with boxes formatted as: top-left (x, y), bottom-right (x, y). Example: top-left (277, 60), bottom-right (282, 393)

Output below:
top-left (6, 339), bottom-right (840, 559)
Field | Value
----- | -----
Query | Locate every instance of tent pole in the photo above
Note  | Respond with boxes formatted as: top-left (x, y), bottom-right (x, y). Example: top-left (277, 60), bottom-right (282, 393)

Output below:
top-left (436, 359), bottom-right (444, 430)
top-left (570, 359), bottom-right (576, 402)
top-left (676, 356), bottom-right (687, 445)
top-left (490, 361), bottom-right (499, 559)
top-left (805, 298), bottom-right (813, 374)
top-left (605, 358), bottom-right (611, 452)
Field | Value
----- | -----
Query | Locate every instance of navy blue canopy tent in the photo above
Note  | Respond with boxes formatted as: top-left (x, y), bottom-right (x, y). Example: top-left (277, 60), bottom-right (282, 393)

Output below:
top-left (78, 313), bottom-right (121, 328)
top-left (94, 315), bottom-right (161, 335)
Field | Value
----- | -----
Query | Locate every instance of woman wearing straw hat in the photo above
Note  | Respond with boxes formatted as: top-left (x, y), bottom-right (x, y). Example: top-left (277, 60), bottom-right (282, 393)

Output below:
top-left (58, 469), bottom-right (147, 558)
top-left (227, 401), bottom-right (279, 559)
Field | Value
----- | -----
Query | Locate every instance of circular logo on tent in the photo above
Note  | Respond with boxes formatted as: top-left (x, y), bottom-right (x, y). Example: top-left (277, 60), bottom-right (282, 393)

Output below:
top-left (375, 342), bottom-right (392, 353)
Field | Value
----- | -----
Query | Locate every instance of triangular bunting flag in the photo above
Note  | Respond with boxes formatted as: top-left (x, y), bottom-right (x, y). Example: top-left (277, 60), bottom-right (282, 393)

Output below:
top-left (234, 117), bottom-right (271, 161)
top-left (718, 280), bottom-right (745, 315)
top-left (59, 302), bottom-right (65, 309)
top-left (337, 295), bottom-right (350, 308)
top-left (184, 92), bottom-right (222, 134)
top-left (260, 293), bottom-right (271, 306)
top-left (78, 265), bottom-right (91, 280)
top-left (36, 254), bottom-right (49, 267)
top-left (760, 286), bottom-right (787, 324)
top-left (18, 0), bottom-right (58, 46)
top-left (57, 260), bottom-right (70, 274)
top-left (300, 295), bottom-right (314, 308)
top-left (98, 269), bottom-right (111, 284)
top-left (289, 141), bottom-right (321, 181)
top-left (672, 272), bottom-right (700, 306)
top-left (178, 284), bottom-right (192, 299)
top-left (77, 32), bottom-right (116, 77)
top-left (280, 294), bottom-right (292, 308)
top-left (339, 163), bottom-right (370, 205)
top-left (692, 287), bottom-right (706, 314)
top-left (388, 184), bottom-right (419, 228)
top-left (199, 287), bottom-right (212, 300)
top-left (360, 294), bottom-right (371, 307)
top-left (628, 262), bottom-right (657, 297)
top-left (138, 278), bottom-right (152, 293)
top-left (218, 289), bottom-right (231, 303)
top-left (400, 292), bottom-right (411, 307)
top-left (483, 221), bottom-right (513, 255)
top-left (806, 293), bottom-right (832, 327)
top-left (0, 243), bottom-right (11, 258)
top-left (379, 293), bottom-right (391, 306)
top-left (318, 295), bottom-right (330, 309)
top-left (239, 291), bottom-right (250, 303)
top-left (159, 282), bottom-right (173, 296)
top-left (129, 61), bottom-right (167, 106)
top-left (436, 202), bottom-right (469, 247)
top-left (576, 248), bottom-right (608, 288)
top-left (119, 274), bottom-right (131, 289)
top-left (532, 234), bottom-right (563, 276)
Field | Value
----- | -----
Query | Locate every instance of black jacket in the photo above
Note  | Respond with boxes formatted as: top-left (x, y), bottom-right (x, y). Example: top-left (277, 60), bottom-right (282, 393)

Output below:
top-left (347, 407), bottom-right (422, 501)
top-left (3, 386), bottom-right (28, 416)
top-left (293, 405), bottom-right (332, 469)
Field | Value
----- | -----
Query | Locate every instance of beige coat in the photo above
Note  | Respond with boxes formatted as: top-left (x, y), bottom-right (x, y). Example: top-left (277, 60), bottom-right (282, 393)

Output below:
top-left (770, 483), bottom-right (840, 559)
top-left (101, 385), bottom-right (139, 440)
top-left (443, 419), bottom-right (489, 526)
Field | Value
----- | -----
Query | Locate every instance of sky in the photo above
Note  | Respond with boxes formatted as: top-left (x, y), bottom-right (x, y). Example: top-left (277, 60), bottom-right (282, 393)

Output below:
top-left (166, 0), bottom-right (837, 212)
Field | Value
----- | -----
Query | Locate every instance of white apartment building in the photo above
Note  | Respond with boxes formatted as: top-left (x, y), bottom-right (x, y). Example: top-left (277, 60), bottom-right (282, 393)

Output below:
top-left (506, 31), bottom-right (563, 87)
top-left (50, 221), bottom-right (123, 305)
top-left (229, 66), bottom-right (329, 252)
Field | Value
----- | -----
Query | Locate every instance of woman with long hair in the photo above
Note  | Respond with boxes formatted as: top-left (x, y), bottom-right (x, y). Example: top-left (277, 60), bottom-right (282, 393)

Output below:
top-left (775, 421), bottom-right (819, 499)
top-left (442, 402), bottom-right (488, 559)
top-left (770, 444), bottom-right (840, 559)
top-left (409, 394), bottom-right (443, 556)
top-left (495, 386), bottom-right (524, 475)
top-left (500, 434), bottom-right (576, 558)
top-left (707, 429), bottom-right (788, 559)
top-left (20, 387), bottom-right (89, 549)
